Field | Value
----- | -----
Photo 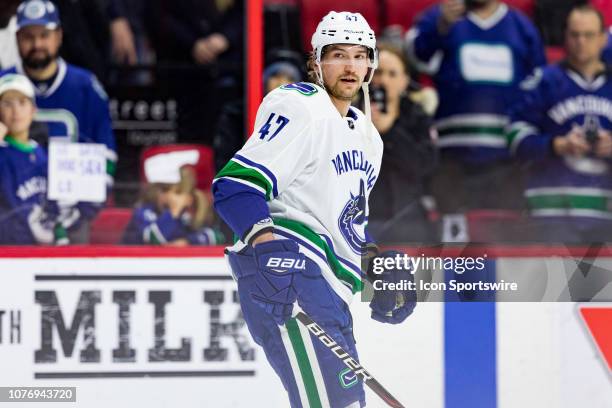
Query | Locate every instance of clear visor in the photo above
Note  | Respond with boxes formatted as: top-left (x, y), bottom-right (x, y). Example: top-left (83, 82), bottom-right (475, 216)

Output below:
top-left (320, 45), bottom-right (376, 68)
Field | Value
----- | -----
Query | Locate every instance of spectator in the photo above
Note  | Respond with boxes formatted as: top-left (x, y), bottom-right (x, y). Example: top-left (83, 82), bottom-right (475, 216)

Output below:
top-left (406, 0), bottom-right (546, 241)
top-left (366, 43), bottom-right (438, 243)
top-left (507, 4), bottom-right (612, 243)
top-left (107, 0), bottom-right (157, 68)
top-left (108, 0), bottom-right (138, 66)
top-left (122, 167), bottom-right (224, 246)
top-left (151, 0), bottom-right (245, 146)
top-left (262, 59), bottom-right (302, 93)
top-left (154, 0), bottom-right (243, 66)
top-left (0, 0), bottom-right (117, 243)
top-left (0, 73), bottom-right (66, 245)
top-left (3, 0), bottom-right (127, 83)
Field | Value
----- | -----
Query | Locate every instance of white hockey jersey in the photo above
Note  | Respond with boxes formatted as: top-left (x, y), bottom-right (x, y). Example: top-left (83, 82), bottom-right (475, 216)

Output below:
top-left (214, 82), bottom-right (383, 302)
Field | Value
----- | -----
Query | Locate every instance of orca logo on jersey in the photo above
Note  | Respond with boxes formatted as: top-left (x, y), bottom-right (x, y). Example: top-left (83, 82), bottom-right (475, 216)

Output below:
top-left (280, 82), bottom-right (318, 96)
top-left (265, 257), bottom-right (306, 271)
top-left (338, 179), bottom-right (367, 255)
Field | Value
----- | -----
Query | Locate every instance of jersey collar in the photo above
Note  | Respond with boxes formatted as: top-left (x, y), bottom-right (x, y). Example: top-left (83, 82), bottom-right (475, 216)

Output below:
top-left (467, 3), bottom-right (508, 30)
top-left (562, 60), bottom-right (609, 91)
top-left (4, 135), bottom-right (36, 153)
top-left (17, 58), bottom-right (67, 98)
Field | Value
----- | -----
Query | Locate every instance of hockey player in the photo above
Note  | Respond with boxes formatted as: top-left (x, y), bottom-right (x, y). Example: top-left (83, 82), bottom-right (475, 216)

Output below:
top-left (406, 0), bottom-right (546, 240)
top-left (213, 11), bottom-right (415, 408)
top-left (0, 73), bottom-right (65, 245)
top-left (507, 5), bottom-right (612, 242)
top-left (0, 0), bottom-right (117, 242)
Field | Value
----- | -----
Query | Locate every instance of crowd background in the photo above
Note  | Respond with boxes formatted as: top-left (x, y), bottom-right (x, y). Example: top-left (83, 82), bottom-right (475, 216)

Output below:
top-left (1, 0), bottom-right (612, 246)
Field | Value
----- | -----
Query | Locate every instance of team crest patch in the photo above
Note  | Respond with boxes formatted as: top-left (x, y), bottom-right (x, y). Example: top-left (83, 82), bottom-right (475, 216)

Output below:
top-left (338, 368), bottom-right (358, 389)
top-left (280, 82), bottom-right (318, 96)
top-left (338, 179), bottom-right (367, 255)
top-left (23, 1), bottom-right (47, 19)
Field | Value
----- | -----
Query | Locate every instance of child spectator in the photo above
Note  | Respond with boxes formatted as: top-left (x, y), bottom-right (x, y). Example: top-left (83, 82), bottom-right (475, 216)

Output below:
top-left (1, 0), bottom-right (118, 244)
top-left (122, 166), bottom-right (224, 245)
top-left (0, 73), bottom-right (65, 244)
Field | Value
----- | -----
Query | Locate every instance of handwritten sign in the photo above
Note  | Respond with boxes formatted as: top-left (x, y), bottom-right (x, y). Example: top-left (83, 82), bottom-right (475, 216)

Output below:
top-left (48, 142), bottom-right (107, 203)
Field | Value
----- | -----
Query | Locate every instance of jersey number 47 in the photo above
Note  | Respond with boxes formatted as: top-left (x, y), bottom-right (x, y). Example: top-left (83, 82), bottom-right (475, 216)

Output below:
top-left (258, 112), bottom-right (290, 141)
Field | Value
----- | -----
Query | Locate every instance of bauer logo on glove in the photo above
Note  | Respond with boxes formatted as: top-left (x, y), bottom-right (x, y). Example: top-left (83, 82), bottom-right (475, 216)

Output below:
top-left (251, 239), bottom-right (306, 325)
top-left (265, 257), bottom-right (306, 271)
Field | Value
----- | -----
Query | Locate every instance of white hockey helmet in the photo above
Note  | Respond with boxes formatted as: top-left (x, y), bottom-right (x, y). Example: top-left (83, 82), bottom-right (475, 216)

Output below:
top-left (311, 11), bottom-right (378, 82)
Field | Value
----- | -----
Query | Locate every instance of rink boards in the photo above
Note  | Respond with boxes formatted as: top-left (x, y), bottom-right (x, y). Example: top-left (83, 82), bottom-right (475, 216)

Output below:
top-left (0, 246), bottom-right (609, 408)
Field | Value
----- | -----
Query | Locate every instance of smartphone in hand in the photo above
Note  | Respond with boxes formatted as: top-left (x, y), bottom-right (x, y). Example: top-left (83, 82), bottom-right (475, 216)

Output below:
top-left (369, 84), bottom-right (387, 114)
top-left (584, 115), bottom-right (600, 147)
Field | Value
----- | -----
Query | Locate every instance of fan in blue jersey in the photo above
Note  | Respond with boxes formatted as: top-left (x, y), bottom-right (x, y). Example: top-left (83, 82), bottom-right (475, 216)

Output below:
top-left (122, 166), bottom-right (224, 246)
top-left (0, 73), bottom-right (66, 245)
top-left (0, 0), bottom-right (117, 243)
top-left (507, 5), bottom-right (612, 243)
top-left (406, 0), bottom-right (546, 241)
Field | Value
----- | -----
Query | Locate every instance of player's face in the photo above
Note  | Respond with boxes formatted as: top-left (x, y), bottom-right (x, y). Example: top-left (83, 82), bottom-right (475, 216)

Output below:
top-left (0, 90), bottom-right (35, 135)
top-left (320, 45), bottom-right (369, 102)
top-left (372, 50), bottom-right (409, 103)
top-left (16, 26), bottom-right (62, 70)
top-left (565, 11), bottom-right (607, 65)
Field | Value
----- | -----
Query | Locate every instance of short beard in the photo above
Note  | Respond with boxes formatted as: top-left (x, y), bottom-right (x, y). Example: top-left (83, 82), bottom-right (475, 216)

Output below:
top-left (324, 79), bottom-right (362, 102)
top-left (22, 50), bottom-right (56, 70)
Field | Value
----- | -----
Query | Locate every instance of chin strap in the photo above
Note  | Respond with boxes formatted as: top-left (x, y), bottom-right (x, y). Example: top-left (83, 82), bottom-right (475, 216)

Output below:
top-left (316, 64), bottom-right (324, 87)
top-left (362, 82), bottom-right (372, 126)
top-left (361, 82), bottom-right (377, 158)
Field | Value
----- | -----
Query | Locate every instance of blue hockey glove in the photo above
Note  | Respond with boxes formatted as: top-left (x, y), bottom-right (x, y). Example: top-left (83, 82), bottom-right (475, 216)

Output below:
top-left (368, 250), bottom-right (417, 324)
top-left (252, 239), bottom-right (306, 325)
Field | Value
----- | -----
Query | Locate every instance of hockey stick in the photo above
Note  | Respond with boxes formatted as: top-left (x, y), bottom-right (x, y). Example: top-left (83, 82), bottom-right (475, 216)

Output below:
top-left (294, 311), bottom-right (406, 408)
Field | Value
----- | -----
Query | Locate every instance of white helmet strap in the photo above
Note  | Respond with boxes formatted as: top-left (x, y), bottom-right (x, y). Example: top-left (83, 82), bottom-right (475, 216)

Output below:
top-left (361, 81), bottom-right (376, 157)
top-left (315, 63), bottom-right (324, 87)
